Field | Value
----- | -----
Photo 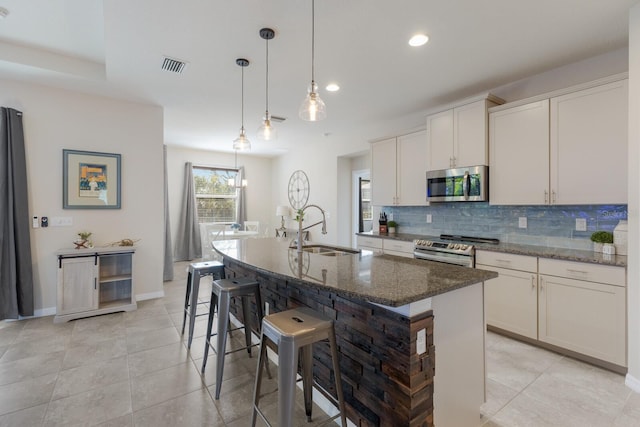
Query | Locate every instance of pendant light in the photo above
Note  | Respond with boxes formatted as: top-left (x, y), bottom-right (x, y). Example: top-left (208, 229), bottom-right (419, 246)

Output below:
top-left (299, 0), bottom-right (326, 121)
top-left (257, 28), bottom-right (277, 140)
top-left (233, 58), bottom-right (251, 151)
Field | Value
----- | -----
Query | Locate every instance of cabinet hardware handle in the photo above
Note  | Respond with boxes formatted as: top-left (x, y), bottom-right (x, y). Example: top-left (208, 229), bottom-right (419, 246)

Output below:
top-left (539, 277), bottom-right (544, 292)
top-left (551, 191), bottom-right (557, 204)
top-left (94, 277), bottom-right (97, 290)
top-left (531, 275), bottom-right (535, 290)
top-left (495, 259), bottom-right (511, 264)
top-left (544, 190), bottom-right (548, 203)
top-left (567, 269), bottom-right (588, 274)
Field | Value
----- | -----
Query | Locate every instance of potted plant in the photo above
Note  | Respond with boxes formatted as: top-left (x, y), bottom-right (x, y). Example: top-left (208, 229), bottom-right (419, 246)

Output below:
top-left (387, 220), bottom-right (398, 234)
top-left (75, 231), bottom-right (93, 249)
top-left (590, 230), bottom-right (613, 253)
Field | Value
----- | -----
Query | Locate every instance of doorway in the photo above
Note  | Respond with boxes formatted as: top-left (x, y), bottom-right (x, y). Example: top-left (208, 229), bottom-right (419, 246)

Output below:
top-left (352, 169), bottom-right (372, 247)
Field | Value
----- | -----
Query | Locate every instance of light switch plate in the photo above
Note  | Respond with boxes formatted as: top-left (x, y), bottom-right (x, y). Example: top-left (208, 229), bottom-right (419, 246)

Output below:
top-left (50, 216), bottom-right (73, 227)
top-left (518, 217), bottom-right (527, 229)
top-left (576, 218), bottom-right (587, 231)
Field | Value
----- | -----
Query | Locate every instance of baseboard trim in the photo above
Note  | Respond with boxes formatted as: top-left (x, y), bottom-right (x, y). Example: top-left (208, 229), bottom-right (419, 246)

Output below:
top-left (136, 291), bottom-right (165, 301)
top-left (626, 373), bottom-right (640, 393)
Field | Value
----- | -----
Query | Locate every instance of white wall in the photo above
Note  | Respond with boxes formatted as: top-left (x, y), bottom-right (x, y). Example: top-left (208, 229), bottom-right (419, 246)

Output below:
top-left (165, 146), bottom-right (274, 254)
top-left (0, 79), bottom-right (165, 314)
top-left (626, 4), bottom-right (640, 391)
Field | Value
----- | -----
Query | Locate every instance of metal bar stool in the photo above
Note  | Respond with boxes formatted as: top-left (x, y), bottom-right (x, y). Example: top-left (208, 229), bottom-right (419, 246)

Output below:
top-left (252, 306), bottom-right (347, 427)
top-left (202, 277), bottom-right (268, 399)
top-left (181, 261), bottom-right (225, 349)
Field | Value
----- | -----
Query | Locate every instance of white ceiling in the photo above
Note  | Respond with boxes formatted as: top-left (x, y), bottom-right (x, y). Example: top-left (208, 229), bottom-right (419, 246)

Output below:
top-left (0, 0), bottom-right (635, 156)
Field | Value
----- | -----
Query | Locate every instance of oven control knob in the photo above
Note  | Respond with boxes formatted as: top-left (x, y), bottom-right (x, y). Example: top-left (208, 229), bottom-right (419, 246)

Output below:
top-left (447, 243), bottom-right (454, 249)
top-left (417, 240), bottom-right (423, 246)
top-left (460, 244), bottom-right (468, 250)
top-left (454, 244), bottom-right (461, 249)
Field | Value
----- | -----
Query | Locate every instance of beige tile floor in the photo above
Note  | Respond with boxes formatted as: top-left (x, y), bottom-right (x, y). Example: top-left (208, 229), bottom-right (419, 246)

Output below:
top-left (0, 260), bottom-right (638, 426)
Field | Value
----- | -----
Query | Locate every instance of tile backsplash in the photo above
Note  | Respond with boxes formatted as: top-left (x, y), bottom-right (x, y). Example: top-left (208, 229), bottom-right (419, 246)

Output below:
top-left (383, 203), bottom-right (627, 250)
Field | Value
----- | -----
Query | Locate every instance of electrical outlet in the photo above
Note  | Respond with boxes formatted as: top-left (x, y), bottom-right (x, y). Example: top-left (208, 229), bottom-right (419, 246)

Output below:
top-left (388, 213), bottom-right (393, 222)
top-left (518, 217), bottom-right (527, 229)
top-left (426, 214), bottom-right (432, 223)
top-left (417, 328), bottom-right (426, 355)
top-left (576, 218), bottom-right (587, 231)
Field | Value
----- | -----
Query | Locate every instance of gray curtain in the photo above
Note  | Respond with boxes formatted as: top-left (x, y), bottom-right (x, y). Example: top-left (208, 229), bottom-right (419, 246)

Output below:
top-left (0, 107), bottom-right (34, 320)
top-left (237, 166), bottom-right (247, 226)
top-left (162, 145), bottom-right (174, 281)
top-left (174, 162), bottom-right (201, 261)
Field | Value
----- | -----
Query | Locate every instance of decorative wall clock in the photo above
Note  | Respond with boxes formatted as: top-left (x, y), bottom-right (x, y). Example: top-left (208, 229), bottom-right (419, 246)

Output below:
top-left (288, 170), bottom-right (310, 210)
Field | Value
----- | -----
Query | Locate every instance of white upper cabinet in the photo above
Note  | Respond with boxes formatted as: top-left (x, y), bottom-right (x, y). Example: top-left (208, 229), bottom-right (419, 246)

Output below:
top-left (427, 98), bottom-right (500, 171)
top-left (371, 137), bottom-right (397, 206)
top-left (490, 100), bottom-right (550, 205)
top-left (490, 75), bottom-right (628, 205)
top-left (550, 79), bottom-right (628, 204)
top-left (371, 130), bottom-right (428, 206)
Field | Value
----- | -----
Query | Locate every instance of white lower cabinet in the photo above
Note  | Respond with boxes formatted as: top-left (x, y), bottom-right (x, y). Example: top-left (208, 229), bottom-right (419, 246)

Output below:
top-left (356, 235), bottom-right (414, 258)
top-left (480, 251), bottom-right (627, 367)
top-left (356, 235), bottom-right (383, 255)
top-left (477, 252), bottom-right (538, 339)
top-left (538, 259), bottom-right (626, 366)
top-left (55, 247), bottom-right (137, 323)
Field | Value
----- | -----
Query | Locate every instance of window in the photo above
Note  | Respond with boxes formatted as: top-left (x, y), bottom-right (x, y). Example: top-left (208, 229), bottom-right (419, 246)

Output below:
top-left (193, 166), bottom-right (239, 223)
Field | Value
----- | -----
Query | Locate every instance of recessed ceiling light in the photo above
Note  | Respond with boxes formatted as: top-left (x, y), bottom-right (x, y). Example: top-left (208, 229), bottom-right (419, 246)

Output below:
top-left (409, 34), bottom-right (429, 47)
top-left (326, 83), bottom-right (340, 92)
top-left (0, 8), bottom-right (9, 19)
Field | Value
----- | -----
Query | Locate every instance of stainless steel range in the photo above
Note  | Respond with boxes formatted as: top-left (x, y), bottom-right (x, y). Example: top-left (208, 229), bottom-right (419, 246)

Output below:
top-left (413, 234), bottom-right (500, 267)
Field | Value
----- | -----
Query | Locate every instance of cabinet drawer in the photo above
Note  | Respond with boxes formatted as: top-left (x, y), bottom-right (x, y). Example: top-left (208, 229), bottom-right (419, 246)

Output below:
top-left (357, 236), bottom-right (383, 249)
top-left (476, 251), bottom-right (537, 272)
top-left (383, 239), bottom-right (414, 254)
top-left (539, 258), bottom-right (625, 287)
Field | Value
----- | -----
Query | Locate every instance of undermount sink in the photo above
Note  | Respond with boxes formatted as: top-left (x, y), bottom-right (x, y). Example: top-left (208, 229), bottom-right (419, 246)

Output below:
top-left (293, 245), bottom-right (360, 256)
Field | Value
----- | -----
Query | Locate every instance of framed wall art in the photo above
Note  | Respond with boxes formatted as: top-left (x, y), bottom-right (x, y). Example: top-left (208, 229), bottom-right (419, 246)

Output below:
top-left (63, 149), bottom-right (121, 209)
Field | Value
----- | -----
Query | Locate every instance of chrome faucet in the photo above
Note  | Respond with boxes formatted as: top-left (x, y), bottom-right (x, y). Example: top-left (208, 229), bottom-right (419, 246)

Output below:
top-left (296, 204), bottom-right (327, 253)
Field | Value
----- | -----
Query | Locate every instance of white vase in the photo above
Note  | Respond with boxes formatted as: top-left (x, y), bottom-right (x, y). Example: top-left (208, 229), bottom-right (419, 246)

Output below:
top-left (388, 227), bottom-right (396, 234)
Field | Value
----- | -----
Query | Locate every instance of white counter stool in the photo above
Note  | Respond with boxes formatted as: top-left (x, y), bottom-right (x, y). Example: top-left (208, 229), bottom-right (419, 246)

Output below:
top-left (252, 306), bottom-right (347, 427)
top-left (202, 277), bottom-right (269, 399)
top-left (181, 261), bottom-right (225, 349)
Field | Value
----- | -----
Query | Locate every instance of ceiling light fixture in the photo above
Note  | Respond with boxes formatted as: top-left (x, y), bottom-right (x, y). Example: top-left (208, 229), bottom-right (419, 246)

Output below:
top-left (233, 58), bottom-right (251, 151)
top-left (409, 34), bottom-right (429, 47)
top-left (257, 28), bottom-right (277, 141)
top-left (228, 149), bottom-right (248, 188)
top-left (0, 8), bottom-right (9, 19)
top-left (299, 0), bottom-right (326, 121)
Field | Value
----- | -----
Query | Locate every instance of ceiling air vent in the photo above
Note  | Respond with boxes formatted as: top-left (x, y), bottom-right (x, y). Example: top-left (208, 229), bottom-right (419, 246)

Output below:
top-left (161, 56), bottom-right (188, 74)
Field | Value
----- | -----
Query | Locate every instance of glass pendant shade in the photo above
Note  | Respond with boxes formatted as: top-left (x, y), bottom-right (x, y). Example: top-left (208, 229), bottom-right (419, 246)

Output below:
top-left (233, 127), bottom-right (251, 151)
top-left (257, 114), bottom-right (277, 141)
top-left (299, 81), bottom-right (326, 121)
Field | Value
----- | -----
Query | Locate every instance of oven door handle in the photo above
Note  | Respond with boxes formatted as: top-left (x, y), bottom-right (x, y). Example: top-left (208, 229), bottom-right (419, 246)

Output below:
top-left (414, 251), bottom-right (473, 267)
top-left (463, 171), bottom-right (470, 200)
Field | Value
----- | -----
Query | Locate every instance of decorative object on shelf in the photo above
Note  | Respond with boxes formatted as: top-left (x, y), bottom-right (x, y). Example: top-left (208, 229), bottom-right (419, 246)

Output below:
top-left (288, 170), bottom-right (310, 210)
top-left (299, 0), bottom-right (326, 121)
top-left (106, 238), bottom-right (140, 247)
top-left (74, 231), bottom-right (93, 249)
top-left (257, 28), bottom-right (277, 141)
top-left (276, 205), bottom-right (290, 231)
top-left (63, 149), bottom-right (121, 209)
top-left (590, 230), bottom-right (613, 253)
top-left (613, 220), bottom-right (628, 255)
top-left (232, 58), bottom-right (251, 151)
top-left (230, 223), bottom-right (241, 231)
top-left (387, 220), bottom-right (397, 234)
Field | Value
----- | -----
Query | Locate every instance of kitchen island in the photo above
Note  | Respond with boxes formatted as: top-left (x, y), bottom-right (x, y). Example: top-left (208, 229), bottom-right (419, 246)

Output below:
top-left (213, 237), bottom-right (497, 427)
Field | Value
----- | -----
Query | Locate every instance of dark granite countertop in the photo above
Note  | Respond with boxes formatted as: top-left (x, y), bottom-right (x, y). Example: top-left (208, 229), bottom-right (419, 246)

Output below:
top-left (356, 232), bottom-right (627, 267)
top-left (213, 238), bottom-right (497, 307)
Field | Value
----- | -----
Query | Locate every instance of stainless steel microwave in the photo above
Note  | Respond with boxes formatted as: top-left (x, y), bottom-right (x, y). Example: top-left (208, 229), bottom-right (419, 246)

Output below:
top-left (426, 165), bottom-right (488, 202)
